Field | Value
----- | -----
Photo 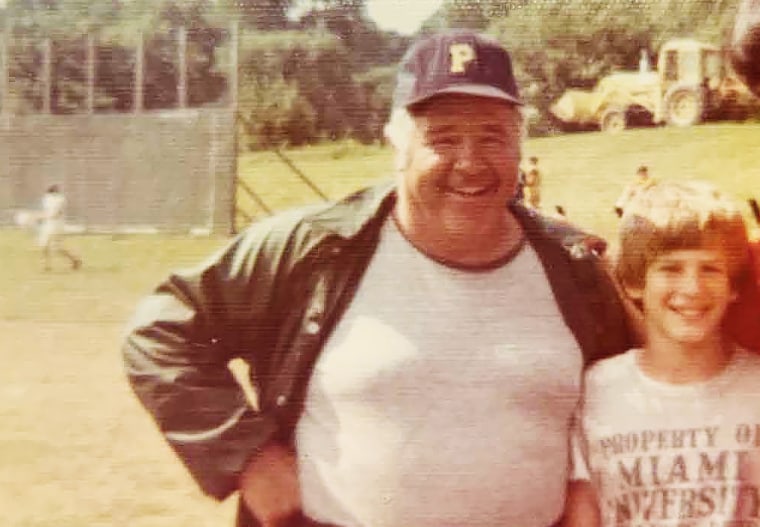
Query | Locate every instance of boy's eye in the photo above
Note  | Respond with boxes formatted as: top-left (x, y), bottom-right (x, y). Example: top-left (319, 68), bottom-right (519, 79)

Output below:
top-left (657, 263), bottom-right (681, 273)
top-left (702, 264), bottom-right (727, 275)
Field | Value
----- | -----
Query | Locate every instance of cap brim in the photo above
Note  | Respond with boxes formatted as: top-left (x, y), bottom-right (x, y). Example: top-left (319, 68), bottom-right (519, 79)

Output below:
top-left (407, 84), bottom-right (523, 107)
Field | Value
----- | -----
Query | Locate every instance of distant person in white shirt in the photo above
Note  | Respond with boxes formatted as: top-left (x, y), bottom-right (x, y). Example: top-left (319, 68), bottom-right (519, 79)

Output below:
top-left (614, 165), bottom-right (656, 218)
top-left (39, 184), bottom-right (81, 271)
top-left (638, 49), bottom-right (651, 73)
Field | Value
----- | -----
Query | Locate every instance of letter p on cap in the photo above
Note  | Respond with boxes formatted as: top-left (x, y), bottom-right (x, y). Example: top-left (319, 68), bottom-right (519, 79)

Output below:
top-left (450, 43), bottom-right (475, 73)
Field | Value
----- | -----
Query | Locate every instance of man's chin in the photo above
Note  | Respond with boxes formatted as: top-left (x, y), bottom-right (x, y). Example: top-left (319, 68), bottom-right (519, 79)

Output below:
top-left (439, 210), bottom-right (505, 236)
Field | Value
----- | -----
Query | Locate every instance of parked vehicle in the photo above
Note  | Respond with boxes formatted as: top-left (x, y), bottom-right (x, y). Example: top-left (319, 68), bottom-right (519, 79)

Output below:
top-left (549, 38), bottom-right (758, 132)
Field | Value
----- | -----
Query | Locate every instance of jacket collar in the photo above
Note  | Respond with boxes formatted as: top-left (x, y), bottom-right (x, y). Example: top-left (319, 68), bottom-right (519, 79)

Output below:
top-left (300, 182), bottom-right (598, 254)
top-left (302, 181), bottom-right (396, 239)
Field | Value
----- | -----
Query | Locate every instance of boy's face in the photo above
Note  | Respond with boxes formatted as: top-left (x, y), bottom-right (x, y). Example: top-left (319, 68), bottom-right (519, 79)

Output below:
top-left (627, 247), bottom-right (736, 347)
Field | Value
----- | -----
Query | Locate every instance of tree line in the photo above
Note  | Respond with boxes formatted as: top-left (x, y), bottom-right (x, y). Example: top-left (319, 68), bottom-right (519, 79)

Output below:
top-left (0, 0), bottom-right (748, 147)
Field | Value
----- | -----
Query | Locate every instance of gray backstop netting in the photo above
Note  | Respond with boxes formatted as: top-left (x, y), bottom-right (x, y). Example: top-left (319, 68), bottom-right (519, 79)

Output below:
top-left (0, 108), bottom-right (236, 235)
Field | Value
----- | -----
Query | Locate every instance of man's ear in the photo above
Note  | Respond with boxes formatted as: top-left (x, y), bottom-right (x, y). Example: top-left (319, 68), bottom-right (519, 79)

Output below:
top-left (624, 286), bottom-right (643, 301)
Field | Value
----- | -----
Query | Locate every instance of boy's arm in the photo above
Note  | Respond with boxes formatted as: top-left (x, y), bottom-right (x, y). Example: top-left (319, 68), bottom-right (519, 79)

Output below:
top-left (562, 406), bottom-right (601, 527)
top-left (562, 481), bottom-right (601, 527)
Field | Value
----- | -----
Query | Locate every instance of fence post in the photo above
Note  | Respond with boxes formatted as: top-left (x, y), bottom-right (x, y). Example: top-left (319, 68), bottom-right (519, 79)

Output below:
top-left (178, 26), bottom-right (187, 109)
top-left (86, 34), bottom-right (95, 114)
top-left (229, 21), bottom-right (238, 110)
top-left (1, 16), bottom-right (9, 116)
top-left (42, 38), bottom-right (51, 114)
top-left (134, 32), bottom-right (143, 113)
top-left (229, 20), bottom-right (239, 235)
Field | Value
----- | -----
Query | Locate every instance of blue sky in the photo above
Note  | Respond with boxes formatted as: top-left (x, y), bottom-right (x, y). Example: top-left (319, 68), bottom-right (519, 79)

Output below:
top-left (0, 1), bottom-right (444, 37)
top-left (291, 0), bottom-right (443, 35)
top-left (365, 0), bottom-right (443, 34)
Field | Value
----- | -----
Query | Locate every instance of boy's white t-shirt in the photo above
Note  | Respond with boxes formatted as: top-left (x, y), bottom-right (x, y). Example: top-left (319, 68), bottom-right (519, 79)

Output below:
top-left (573, 347), bottom-right (760, 527)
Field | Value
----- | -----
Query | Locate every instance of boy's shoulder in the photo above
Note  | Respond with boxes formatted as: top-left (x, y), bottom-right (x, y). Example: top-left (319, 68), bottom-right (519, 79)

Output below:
top-left (584, 349), bottom-right (638, 389)
top-left (585, 346), bottom-right (760, 390)
top-left (729, 346), bottom-right (760, 375)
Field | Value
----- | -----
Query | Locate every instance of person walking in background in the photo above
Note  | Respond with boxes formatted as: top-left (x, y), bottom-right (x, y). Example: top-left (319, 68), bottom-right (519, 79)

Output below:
top-left (522, 155), bottom-right (542, 210)
top-left (563, 180), bottom-right (760, 527)
top-left (38, 184), bottom-right (81, 271)
top-left (614, 164), bottom-right (656, 218)
top-left (122, 30), bottom-right (633, 527)
top-left (638, 48), bottom-right (651, 73)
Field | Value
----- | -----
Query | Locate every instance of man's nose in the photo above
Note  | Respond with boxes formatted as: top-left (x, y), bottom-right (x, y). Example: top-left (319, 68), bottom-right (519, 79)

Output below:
top-left (679, 268), bottom-right (705, 295)
top-left (453, 139), bottom-right (483, 172)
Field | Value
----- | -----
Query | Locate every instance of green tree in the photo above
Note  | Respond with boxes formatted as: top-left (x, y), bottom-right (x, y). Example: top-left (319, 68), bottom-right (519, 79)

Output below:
top-left (489, 0), bottom-right (739, 135)
top-left (238, 30), bottom-right (370, 147)
top-left (217, 0), bottom-right (293, 30)
top-left (238, 74), bottom-right (317, 148)
top-left (421, 1), bottom-right (527, 32)
top-left (2, 0), bottom-right (229, 113)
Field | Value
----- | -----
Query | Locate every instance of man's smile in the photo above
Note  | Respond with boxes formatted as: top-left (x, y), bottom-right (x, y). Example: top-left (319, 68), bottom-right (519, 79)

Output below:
top-left (439, 182), bottom-right (500, 198)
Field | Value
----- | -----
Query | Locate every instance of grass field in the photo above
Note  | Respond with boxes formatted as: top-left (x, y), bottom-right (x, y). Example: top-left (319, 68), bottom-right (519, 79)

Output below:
top-left (239, 123), bottom-right (760, 242)
top-left (3, 122), bottom-right (759, 526)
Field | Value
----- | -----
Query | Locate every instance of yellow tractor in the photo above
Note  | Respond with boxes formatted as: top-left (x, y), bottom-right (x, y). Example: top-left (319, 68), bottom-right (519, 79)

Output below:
top-left (549, 38), bottom-right (758, 132)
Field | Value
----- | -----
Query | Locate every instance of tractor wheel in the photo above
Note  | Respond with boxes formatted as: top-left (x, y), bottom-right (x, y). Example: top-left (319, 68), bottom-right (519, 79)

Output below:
top-left (665, 86), bottom-right (704, 127)
top-left (600, 108), bottom-right (627, 133)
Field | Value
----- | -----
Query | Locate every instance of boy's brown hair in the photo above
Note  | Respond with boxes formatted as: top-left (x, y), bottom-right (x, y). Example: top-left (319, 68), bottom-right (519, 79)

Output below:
top-left (615, 180), bottom-right (751, 292)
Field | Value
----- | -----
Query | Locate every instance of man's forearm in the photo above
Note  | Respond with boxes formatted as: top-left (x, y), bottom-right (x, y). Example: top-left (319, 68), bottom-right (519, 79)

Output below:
top-left (238, 442), bottom-right (302, 527)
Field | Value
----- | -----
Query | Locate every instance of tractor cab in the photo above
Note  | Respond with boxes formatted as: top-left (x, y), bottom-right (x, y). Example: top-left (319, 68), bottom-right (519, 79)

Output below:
top-left (656, 39), bottom-right (723, 125)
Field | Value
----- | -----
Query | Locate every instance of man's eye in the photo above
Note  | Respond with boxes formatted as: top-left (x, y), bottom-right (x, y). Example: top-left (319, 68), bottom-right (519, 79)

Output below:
top-left (480, 135), bottom-right (507, 146)
top-left (430, 137), bottom-right (457, 147)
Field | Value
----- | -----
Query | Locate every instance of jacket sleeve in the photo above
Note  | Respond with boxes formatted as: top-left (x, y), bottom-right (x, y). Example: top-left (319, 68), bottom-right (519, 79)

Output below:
top-left (122, 215), bottom-right (299, 500)
top-left (526, 208), bottom-right (637, 361)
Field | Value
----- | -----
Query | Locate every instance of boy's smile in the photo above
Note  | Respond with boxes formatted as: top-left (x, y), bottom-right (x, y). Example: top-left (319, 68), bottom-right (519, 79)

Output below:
top-left (627, 248), bottom-right (736, 349)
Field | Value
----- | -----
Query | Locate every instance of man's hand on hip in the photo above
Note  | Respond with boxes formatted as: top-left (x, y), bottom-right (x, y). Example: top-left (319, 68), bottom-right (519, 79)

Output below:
top-left (239, 442), bottom-right (302, 527)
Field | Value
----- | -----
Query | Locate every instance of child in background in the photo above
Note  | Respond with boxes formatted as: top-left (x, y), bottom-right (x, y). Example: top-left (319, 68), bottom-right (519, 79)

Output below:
top-left (615, 165), bottom-right (656, 218)
top-left (564, 180), bottom-right (760, 527)
top-left (39, 184), bottom-right (81, 271)
top-left (522, 156), bottom-right (542, 210)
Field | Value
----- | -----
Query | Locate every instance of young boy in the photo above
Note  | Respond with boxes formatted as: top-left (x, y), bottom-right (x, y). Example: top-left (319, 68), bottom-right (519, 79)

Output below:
top-left (522, 156), bottom-right (542, 210)
top-left (564, 180), bottom-right (760, 527)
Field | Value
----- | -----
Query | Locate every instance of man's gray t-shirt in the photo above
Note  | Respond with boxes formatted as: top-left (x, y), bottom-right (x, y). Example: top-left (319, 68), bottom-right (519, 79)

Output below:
top-left (296, 218), bottom-right (583, 527)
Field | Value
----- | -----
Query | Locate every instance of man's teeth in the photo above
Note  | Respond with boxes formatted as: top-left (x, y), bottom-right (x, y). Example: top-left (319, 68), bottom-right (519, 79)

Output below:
top-left (451, 187), bottom-right (489, 195)
top-left (673, 307), bottom-right (707, 317)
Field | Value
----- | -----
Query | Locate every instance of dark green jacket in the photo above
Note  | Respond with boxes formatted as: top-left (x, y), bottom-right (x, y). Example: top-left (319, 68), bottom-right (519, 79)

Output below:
top-left (123, 183), bottom-right (634, 522)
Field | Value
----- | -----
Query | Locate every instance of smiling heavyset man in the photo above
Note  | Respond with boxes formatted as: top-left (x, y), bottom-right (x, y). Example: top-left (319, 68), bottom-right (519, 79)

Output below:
top-left (123, 30), bottom-right (633, 527)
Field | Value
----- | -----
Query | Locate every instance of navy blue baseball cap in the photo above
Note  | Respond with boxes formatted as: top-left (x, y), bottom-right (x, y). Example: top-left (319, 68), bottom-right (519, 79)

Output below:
top-left (392, 29), bottom-right (523, 109)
